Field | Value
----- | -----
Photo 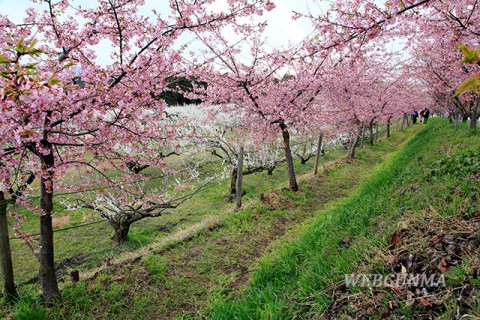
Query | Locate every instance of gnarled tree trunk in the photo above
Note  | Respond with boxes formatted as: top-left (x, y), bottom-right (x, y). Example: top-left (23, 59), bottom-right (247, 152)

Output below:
top-left (110, 221), bottom-right (131, 245)
top-left (0, 192), bottom-right (16, 302)
top-left (347, 125), bottom-right (362, 160)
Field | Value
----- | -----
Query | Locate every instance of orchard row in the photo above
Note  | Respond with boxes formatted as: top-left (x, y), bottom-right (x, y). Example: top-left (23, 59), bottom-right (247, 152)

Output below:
top-left (0, 0), bottom-right (478, 304)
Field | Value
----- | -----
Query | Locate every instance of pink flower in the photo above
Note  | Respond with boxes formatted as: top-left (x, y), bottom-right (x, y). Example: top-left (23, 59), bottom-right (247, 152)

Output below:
top-left (265, 1), bottom-right (275, 11)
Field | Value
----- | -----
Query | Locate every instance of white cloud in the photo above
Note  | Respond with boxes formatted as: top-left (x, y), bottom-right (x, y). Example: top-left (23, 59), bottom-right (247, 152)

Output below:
top-left (264, 1), bottom-right (312, 49)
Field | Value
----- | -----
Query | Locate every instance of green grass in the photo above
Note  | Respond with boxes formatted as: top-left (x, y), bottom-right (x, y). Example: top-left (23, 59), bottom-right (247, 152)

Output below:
top-left (2, 120), bottom-right (437, 319)
top-left (207, 118), bottom-right (479, 319)
top-left (7, 136), bottom-right (347, 284)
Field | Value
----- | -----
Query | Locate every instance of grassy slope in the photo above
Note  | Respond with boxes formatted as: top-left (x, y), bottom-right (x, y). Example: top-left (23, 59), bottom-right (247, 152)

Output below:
top-left (7, 147), bottom-right (344, 284)
top-left (4, 123), bottom-right (415, 320)
top-left (208, 118), bottom-right (480, 319)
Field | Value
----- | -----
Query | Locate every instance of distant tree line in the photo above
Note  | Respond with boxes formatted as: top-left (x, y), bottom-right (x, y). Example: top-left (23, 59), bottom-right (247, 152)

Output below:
top-left (156, 76), bottom-right (207, 106)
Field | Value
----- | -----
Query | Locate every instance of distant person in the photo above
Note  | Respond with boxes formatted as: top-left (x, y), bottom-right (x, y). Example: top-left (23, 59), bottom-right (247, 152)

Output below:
top-left (423, 108), bottom-right (430, 124)
top-left (420, 109), bottom-right (425, 123)
top-left (412, 110), bottom-right (419, 124)
top-left (72, 76), bottom-right (86, 88)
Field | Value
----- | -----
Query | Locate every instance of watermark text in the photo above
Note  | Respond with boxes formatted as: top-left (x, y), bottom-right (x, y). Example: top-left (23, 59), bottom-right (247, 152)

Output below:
top-left (345, 273), bottom-right (446, 288)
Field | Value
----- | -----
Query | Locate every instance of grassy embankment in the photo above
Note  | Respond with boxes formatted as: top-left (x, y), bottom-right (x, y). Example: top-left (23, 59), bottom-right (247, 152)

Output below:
top-left (2, 120), bottom-right (436, 319)
top-left (209, 118), bottom-right (479, 319)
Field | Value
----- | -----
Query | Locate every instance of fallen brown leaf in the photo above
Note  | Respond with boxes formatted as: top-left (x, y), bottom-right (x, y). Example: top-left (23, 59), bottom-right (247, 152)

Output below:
top-left (391, 231), bottom-right (402, 246)
top-left (438, 258), bottom-right (449, 273)
top-left (419, 297), bottom-right (432, 307)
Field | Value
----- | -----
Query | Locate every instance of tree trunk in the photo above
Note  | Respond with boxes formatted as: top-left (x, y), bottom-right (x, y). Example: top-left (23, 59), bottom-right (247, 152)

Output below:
top-left (0, 192), bottom-right (17, 301)
top-left (401, 114), bottom-right (407, 131)
top-left (347, 126), bottom-right (362, 159)
top-left (455, 109), bottom-right (459, 131)
top-left (471, 105), bottom-right (478, 130)
top-left (369, 120), bottom-right (374, 146)
top-left (360, 125), bottom-right (365, 149)
top-left (375, 123), bottom-right (379, 143)
top-left (236, 146), bottom-right (244, 210)
top-left (462, 114), bottom-right (469, 123)
top-left (279, 122), bottom-right (298, 191)
top-left (228, 166), bottom-right (237, 201)
top-left (39, 141), bottom-right (61, 304)
top-left (111, 222), bottom-right (131, 245)
top-left (313, 133), bottom-right (323, 175)
top-left (387, 116), bottom-right (392, 138)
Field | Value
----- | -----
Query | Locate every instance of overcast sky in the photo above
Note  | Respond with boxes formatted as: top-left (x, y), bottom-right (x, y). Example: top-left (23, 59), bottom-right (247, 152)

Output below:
top-left (0, 0), bottom-right (323, 49)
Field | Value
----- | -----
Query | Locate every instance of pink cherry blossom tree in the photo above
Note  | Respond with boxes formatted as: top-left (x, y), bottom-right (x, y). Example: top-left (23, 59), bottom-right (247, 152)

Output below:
top-left (191, 25), bottom-right (330, 191)
top-left (0, 0), bottom-right (274, 303)
top-left (300, 0), bottom-right (479, 129)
